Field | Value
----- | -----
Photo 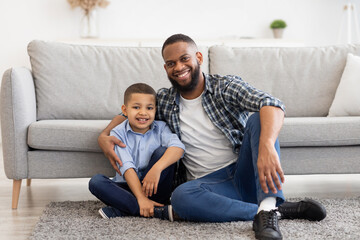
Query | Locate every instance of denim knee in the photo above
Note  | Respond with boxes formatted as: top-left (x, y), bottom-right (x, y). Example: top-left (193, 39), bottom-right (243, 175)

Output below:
top-left (151, 146), bottom-right (167, 160)
top-left (88, 174), bottom-right (107, 194)
top-left (171, 182), bottom-right (194, 209)
top-left (246, 112), bottom-right (260, 128)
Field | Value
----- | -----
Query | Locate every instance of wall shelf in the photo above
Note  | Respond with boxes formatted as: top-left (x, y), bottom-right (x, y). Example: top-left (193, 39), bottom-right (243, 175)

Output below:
top-left (58, 38), bottom-right (305, 47)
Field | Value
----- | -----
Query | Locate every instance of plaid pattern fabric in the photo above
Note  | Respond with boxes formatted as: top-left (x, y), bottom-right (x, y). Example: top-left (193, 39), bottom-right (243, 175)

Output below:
top-left (156, 74), bottom-right (285, 154)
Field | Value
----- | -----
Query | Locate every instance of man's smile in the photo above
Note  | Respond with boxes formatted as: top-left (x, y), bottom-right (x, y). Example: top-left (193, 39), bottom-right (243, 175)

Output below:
top-left (174, 69), bottom-right (190, 80)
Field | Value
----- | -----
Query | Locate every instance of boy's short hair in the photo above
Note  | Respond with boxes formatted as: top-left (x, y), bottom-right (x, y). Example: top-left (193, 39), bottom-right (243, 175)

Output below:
top-left (124, 83), bottom-right (157, 105)
top-left (161, 33), bottom-right (198, 56)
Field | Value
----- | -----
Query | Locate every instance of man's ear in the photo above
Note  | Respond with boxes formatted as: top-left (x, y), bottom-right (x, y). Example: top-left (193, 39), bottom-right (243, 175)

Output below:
top-left (121, 105), bottom-right (127, 116)
top-left (196, 52), bottom-right (203, 65)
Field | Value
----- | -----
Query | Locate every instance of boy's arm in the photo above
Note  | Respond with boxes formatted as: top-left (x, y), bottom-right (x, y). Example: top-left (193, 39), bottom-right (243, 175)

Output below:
top-left (124, 168), bottom-right (163, 217)
top-left (98, 115), bottom-right (127, 174)
top-left (142, 146), bottom-right (184, 197)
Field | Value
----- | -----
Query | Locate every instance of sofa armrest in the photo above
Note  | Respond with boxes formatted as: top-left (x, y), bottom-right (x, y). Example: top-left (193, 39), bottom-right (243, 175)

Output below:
top-left (1, 67), bottom-right (36, 179)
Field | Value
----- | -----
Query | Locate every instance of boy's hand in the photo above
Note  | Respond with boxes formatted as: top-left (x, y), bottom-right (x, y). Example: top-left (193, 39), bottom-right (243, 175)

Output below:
top-left (98, 134), bottom-right (126, 175)
top-left (137, 197), bottom-right (163, 217)
top-left (142, 166), bottom-right (161, 197)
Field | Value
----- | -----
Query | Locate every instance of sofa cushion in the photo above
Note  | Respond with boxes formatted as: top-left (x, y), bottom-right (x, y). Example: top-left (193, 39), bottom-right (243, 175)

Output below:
top-left (28, 116), bottom-right (360, 152)
top-left (281, 146), bottom-right (360, 174)
top-left (209, 45), bottom-right (360, 117)
top-left (28, 151), bottom-right (115, 178)
top-left (328, 53), bottom-right (360, 117)
top-left (279, 116), bottom-right (360, 147)
top-left (28, 40), bottom-right (209, 120)
top-left (28, 120), bottom-right (110, 152)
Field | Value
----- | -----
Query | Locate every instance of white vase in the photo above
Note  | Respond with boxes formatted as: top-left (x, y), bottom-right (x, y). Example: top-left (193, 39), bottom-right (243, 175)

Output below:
top-left (272, 28), bottom-right (284, 39)
top-left (80, 9), bottom-right (99, 38)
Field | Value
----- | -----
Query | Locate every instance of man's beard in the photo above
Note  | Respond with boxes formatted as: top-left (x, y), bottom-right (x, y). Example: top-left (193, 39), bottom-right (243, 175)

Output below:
top-left (168, 62), bottom-right (200, 93)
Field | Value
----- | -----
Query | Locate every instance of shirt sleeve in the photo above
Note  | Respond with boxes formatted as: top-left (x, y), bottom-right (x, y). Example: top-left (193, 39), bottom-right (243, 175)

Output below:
top-left (118, 112), bottom-right (126, 117)
top-left (155, 88), bottom-right (168, 121)
top-left (159, 122), bottom-right (185, 151)
top-left (223, 75), bottom-right (286, 114)
top-left (114, 145), bottom-right (137, 176)
top-left (110, 127), bottom-right (137, 176)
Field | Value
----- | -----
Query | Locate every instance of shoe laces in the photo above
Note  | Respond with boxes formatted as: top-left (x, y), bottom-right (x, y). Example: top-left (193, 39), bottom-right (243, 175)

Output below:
top-left (260, 210), bottom-right (279, 230)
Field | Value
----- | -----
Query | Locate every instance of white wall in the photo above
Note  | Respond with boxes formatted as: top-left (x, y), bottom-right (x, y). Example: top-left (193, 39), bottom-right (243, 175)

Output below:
top-left (0, 0), bottom-right (359, 144)
top-left (1, 0), bottom-right (360, 77)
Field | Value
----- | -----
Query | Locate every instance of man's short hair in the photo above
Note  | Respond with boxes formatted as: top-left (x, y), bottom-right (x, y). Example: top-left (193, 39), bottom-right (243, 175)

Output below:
top-left (161, 33), bottom-right (198, 56)
top-left (124, 83), bottom-right (156, 105)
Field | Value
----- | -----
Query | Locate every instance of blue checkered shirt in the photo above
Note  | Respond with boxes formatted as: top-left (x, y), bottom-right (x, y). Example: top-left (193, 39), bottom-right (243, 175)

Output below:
top-left (156, 73), bottom-right (285, 154)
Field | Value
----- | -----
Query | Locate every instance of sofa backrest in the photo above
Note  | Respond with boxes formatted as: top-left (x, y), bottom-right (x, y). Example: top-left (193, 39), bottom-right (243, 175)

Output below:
top-left (28, 40), bottom-right (209, 120)
top-left (209, 45), bottom-right (360, 117)
top-left (29, 41), bottom-right (360, 119)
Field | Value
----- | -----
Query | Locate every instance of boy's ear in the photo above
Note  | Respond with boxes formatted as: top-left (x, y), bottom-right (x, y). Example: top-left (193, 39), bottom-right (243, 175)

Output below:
top-left (121, 105), bottom-right (127, 116)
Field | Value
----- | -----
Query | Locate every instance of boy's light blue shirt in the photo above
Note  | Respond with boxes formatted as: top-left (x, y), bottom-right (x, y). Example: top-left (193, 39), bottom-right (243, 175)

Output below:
top-left (110, 119), bottom-right (185, 183)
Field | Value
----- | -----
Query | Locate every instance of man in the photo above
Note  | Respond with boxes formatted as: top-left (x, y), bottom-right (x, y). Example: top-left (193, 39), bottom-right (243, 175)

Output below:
top-left (98, 34), bottom-right (326, 240)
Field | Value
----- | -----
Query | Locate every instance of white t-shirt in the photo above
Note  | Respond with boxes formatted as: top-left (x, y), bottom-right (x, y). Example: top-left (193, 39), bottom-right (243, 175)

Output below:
top-left (179, 93), bottom-right (238, 180)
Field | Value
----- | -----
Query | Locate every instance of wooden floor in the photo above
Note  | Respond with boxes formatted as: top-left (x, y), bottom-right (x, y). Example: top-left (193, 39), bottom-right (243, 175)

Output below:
top-left (1, 145), bottom-right (360, 240)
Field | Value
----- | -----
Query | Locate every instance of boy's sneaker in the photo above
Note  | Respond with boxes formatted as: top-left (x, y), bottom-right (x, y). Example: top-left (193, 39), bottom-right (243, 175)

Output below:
top-left (278, 199), bottom-right (326, 221)
top-left (154, 205), bottom-right (174, 222)
top-left (99, 206), bottom-right (123, 219)
top-left (253, 210), bottom-right (282, 240)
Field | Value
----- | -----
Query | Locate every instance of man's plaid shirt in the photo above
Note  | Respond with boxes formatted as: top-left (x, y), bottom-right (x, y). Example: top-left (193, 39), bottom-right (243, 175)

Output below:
top-left (156, 73), bottom-right (285, 154)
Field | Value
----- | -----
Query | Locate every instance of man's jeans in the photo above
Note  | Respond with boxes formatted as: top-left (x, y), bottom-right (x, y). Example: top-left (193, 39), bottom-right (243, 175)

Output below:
top-left (89, 147), bottom-right (175, 216)
top-left (171, 112), bottom-right (285, 222)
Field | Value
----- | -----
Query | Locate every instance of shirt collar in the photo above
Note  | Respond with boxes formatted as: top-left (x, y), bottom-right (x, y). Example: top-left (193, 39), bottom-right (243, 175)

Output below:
top-left (203, 73), bottom-right (214, 94)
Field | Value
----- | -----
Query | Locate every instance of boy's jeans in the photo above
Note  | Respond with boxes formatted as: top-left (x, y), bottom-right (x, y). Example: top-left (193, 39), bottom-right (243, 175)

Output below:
top-left (89, 146), bottom-right (175, 216)
top-left (171, 112), bottom-right (285, 222)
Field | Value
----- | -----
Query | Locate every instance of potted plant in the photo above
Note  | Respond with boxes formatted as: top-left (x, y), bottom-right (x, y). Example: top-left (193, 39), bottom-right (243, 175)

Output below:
top-left (270, 19), bottom-right (287, 39)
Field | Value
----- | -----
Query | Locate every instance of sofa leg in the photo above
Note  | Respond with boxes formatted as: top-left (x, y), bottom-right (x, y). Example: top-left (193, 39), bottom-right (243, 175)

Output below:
top-left (12, 179), bottom-right (22, 209)
top-left (26, 179), bottom-right (31, 186)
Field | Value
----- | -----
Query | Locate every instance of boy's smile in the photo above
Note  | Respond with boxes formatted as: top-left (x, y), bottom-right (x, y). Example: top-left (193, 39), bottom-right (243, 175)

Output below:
top-left (121, 93), bottom-right (156, 134)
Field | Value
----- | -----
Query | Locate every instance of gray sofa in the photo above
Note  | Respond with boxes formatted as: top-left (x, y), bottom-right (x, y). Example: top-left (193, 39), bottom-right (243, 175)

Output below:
top-left (2, 40), bottom-right (360, 209)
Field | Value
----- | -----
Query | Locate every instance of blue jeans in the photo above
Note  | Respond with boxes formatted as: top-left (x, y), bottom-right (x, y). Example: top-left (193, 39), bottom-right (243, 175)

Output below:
top-left (171, 112), bottom-right (285, 222)
top-left (89, 147), bottom-right (175, 216)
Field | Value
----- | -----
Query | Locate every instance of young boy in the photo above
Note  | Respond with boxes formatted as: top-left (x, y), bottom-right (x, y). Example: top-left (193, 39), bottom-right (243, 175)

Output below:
top-left (89, 83), bottom-right (185, 220)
